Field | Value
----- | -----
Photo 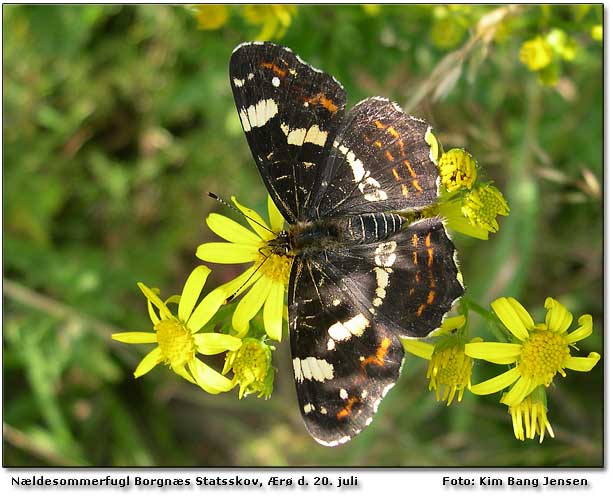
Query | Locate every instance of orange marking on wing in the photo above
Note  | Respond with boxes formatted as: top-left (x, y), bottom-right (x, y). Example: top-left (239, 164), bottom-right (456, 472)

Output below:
top-left (403, 160), bottom-right (417, 178)
top-left (361, 337), bottom-right (392, 368)
top-left (425, 232), bottom-right (431, 247)
top-left (261, 61), bottom-right (287, 78)
top-left (307, 93), bottom-right (339, 114)
top-left (396, 139), bottom-right (405, 155)
top-left (415, 271), bottom-right (421, 283)
top-left (385, 150), bottom-right (394, 162)
top-left (412, 251), bottom-right (418, 265)
top-left (392, 168), bottom-right (401, 180)
top-left (416, 304), bottom-right (426, 317)
top-left (409, 288), bottom-right (415, 296)
top-left (374, 120), bottom-right (385, 129)
top-left (427, 291), bottom-right (436, 305)
top-left (412, 179), bottom-right (423, 192)
top-left (387, 126), bottom-right (399, 138)
top-left (336, 396), bottom-right (359, 420)
top-left (411, 234), bottom-right (419, 247)
top-left (374, 140), bottom-right (382, 148)
top-left (430, 276), bottom-right (436, 289)
top-left (427, 248), bottom-right (434, 267)
top-left (401, 184), bottom-right (409, 197)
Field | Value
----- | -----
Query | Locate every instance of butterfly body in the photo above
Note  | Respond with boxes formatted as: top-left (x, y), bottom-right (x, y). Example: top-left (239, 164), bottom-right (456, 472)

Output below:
top-left (229, 42), bottom-right (464, 446)
top-left (285, 212), bottom-right (406, 256)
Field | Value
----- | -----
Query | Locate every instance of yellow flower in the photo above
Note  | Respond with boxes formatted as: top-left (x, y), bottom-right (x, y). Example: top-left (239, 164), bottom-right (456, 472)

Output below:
top-left (191, 5), bottom-right (229, 30)
top-left (425, 128), bottom-right (443, 164)
top-left (196, 196), bottom-right (291, 341)
top-left (112, 266), bottom-right (242, 393)
top-left (223, 338), bottom-right (275, 399)
top-left (546, 29), bottom-right (577, 61)
top-left (402, 316), bottom-right (478, 405)
top-left (362, 5), bottom-right (381, 17)
top-left (436, 196), bottom-right (490, 240)
top-left (438, 148), bottom-right (477, 192)
top-left (465, 297), bottom-right (601, 406)
top-left (506, 387), bottom-right (555, 443)
top-left (461, 183), bottom-right (509, 233)
top-left (242, 5), bottom-right (297, 40)
top-left (519, 36), bottom-right (553, 71)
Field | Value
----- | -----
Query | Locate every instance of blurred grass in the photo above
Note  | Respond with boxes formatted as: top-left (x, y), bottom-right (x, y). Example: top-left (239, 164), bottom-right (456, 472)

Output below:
top-left (3, 4), bottom-right (603, 466)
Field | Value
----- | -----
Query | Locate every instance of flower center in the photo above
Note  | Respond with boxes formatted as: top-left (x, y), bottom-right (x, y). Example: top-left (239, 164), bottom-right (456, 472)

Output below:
top-left (427, 343), bottom-right (473, 404)
top-left (518, 330), bottom-right (570, 385)
top-left (461, 184), bottom-right (510, 232)
top-left (438, 149), bottom-right (477, 192)
top-left (256, 249), bottom-right (293, 284)
top-left (155, 318), bottom-right (195, 369)
top-left (430, 345), bottom-right (472, 387)
top-left (232, 339), bottom-right (270, 385)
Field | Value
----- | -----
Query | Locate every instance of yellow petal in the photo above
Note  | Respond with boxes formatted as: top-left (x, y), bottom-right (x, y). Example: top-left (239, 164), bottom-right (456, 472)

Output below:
top-left (231, 195), bottom-right (274, 240)
top-left (263, 280), bottom-right (285, 341)
top-left (564, 352), bottom-right (601, 372)
top-left (189, 358), bottom-right (235, 394)
top-left (439, 315), bottom-right (466, 333)
top-left (502, 375), bottom-right (538, 406)
top-left (133, 347), bottom-right (162, 378)
top-left (464, 342), bottom-right (522, 364)
top-left (268, 195), bottom-right (285, 233)
top-left (138, 282), bottom-right (173, 320)
top-left (491, 297), bottom-right (530, 341)
top-left (218, 266), bottom-right (260, 300)
top-left (187, 288), bottom-right (225, 332)
top-left (206, 213), bottom-right (262, 245)
top-left (147, 298), bottom-right (160, 325)
top-left (565, 314), bottom-right (593, 344)
top-left (232, 275), bottom-right (273, 334)
top-left (401, 338), bottom-right (434, 359)
top-left (507, 297), bottom-right (535, 330)
top-left (171, 364), bottom-right (196, 384)
top-left (178, 265), bottom-right (211, 323)
top-left (112, 332), bottom-right (158, 344)
top-left (196, 242), bottom-right (259, 263)
top-left (544, 297), bottom-right (573, 333)
top-left (470, 367), bottom-right (521, 396)
top-left (194, 333), bottom-right (243, 355)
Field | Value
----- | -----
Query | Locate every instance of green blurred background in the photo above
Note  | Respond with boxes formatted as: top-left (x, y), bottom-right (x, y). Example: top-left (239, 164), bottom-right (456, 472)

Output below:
top-left (3, 4), bottom-right (603, 466)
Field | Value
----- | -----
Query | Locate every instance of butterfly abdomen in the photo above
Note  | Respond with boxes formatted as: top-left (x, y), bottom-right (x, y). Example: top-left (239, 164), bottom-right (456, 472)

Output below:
top-left (346, 213), bottom-right (405, 244)
top-left (289, 213), bottom-right (404, 255)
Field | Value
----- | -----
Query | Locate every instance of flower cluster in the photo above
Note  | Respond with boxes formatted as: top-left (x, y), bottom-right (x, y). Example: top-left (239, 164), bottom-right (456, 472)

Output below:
top-left (113, 197), bottom-right (290, 400)
top-left (519, 29), bottom-right (581, 86)
top-left (430, 141), bottom-right (509, 240)
top-left (189, 4), bottom-right (297, 40)
top-left (404, 296), bottom-right (600, 442)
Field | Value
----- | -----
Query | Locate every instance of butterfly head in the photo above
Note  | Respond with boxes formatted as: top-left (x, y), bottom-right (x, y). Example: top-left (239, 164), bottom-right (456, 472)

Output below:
top-left (267, 229), bottom-right (292, 256)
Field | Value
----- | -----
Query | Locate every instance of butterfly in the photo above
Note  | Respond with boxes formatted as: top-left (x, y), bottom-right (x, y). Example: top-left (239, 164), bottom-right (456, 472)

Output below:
top-left (229, 42), bottom-right (464, 446)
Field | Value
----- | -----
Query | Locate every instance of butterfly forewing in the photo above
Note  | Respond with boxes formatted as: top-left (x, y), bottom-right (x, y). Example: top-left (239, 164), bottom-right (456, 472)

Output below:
top-left (230, 42), bottom-right (347, 222)
top-left (312, 97), bottom-right (439, 219)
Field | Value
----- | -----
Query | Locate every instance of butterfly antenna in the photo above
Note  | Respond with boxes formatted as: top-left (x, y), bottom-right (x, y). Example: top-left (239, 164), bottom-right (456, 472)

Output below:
top-left (207, 192), bottom-right (275, 235)
top-left (225, 253), bottom-right (270, 304)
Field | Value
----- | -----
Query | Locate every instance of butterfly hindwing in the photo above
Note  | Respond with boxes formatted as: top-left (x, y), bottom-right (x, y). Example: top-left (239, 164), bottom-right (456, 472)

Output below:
top-left (328, 217), bottom-right (464, 338)
top-left (288, 256), bottom-right (404, 446)
top-left (230, 42), bottom-right (347, 223)
top-left (311, 97), bottom-right (439, 219)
